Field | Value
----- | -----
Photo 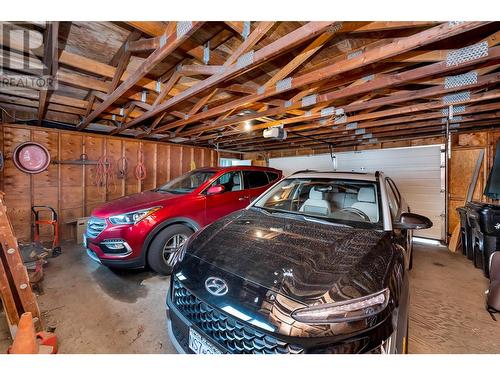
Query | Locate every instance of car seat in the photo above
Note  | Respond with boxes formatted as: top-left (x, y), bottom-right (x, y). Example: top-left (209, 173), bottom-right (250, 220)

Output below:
top-left (299, 187), bottom-right (331, 215)
top-left (231, 173), bottom-right (242, 191)
top-left (351, 187), bottom-right (378, 222)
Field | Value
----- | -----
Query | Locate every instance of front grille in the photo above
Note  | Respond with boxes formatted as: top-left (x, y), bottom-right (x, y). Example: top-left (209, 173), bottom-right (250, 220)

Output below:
top-left (172, 279), bottom-right (303, 354)
top-left (86, 217), bottom-right (107, 238)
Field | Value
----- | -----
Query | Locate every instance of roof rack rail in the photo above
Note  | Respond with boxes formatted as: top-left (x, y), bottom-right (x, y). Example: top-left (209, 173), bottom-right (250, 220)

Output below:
top-left (291, 170), bottom-right (370, 175)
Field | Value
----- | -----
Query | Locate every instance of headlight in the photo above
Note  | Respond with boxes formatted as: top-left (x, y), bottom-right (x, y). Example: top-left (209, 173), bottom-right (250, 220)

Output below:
top-left (109, 207), bottom-right (161, 225)
top-left (291, 288), bottom-right (389, 324)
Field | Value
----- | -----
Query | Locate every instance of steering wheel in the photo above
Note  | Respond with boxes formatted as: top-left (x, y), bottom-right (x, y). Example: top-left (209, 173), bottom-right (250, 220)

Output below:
top-left (340, 207), bottom-right (370, 221)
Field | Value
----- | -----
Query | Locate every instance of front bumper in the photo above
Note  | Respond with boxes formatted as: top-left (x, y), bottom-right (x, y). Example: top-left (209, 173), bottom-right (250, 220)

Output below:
top-left (84, 217), bottom-right (151, 269)
top-left (165, 281), bottom-right (395, 354)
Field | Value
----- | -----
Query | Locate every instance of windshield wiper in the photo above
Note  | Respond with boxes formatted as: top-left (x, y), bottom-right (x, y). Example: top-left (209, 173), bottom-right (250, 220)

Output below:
top-left (302, 215), bottom-right (352, 228)
top-left (253, 207), bottom-right (352, 228)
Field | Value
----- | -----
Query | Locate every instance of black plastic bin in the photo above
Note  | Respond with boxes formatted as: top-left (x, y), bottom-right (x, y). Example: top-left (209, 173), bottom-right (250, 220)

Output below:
top-left (457, 206), bottom-right (472, 258)
top-left (465, 201), bottom-right (500, 278)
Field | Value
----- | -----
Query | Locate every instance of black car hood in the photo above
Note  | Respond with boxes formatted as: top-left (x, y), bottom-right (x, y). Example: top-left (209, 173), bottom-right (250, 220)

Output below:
top-left (184, 208), bottom-right (395, 304)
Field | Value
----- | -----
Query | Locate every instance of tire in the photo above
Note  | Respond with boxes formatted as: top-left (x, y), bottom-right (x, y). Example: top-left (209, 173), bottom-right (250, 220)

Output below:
top-left (147, 224), bottom-right (194, 275)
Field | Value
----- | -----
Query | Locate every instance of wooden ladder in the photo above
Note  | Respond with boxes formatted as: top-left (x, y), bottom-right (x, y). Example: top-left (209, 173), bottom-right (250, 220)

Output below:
top-left (0, 192), bottom-right (43, 337)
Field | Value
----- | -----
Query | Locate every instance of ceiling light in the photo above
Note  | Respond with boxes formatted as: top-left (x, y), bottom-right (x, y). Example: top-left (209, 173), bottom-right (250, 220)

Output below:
top-left (244, 121), bottom-right (252, 131)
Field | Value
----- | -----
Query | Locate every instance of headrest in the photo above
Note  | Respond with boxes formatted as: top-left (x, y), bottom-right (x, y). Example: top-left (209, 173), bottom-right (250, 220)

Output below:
top-left (309, 187), bottom-right (323, 200)
top-left (357, 187), bottom-right (375, 203)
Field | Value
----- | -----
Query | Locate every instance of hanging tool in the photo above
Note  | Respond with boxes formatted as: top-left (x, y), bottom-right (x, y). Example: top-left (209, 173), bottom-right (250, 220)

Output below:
top-left (31, 205), bottom-right (61, 257)
top-left (117, 156), bottom-right (129, 179)
top-left (135, 144), bottom-right (147, 181)
top-left (94, 154), bottom-right (117, 193)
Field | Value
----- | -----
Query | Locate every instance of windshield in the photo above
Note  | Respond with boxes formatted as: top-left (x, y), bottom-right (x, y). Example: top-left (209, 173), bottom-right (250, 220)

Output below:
top-left (253, 177), bottom-right (382, 229)
top-left (157, 170), bottom-right (217, 194)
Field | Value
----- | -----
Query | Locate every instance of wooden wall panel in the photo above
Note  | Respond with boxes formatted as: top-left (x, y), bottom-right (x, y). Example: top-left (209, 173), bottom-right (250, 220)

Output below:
top-left (32, 130), bottom-right (59, 239)
top-left (447, 130), bottom-right (499, 237)
top-left (124, 140), bottom-right (139, 196)
top-left (60, 133), bottom-right (84, 240)
top-left (2, 127), bottom-right (32, 241)
top-left (169, 145), bottom-right (182, 179)
top-left (181, 147), bottom-right (192, 174)
top-left (84, 135), bottom-right (106, 216)
top-left (142, 142), bottom-right (156, 191)
top-left (106, 138), bottom-right (124, 201)
top-left (0, 124), bottom-right (217, 242)
top-left (156, 144), bottom-right (170, 186)
top-left (193, 148), bottom-right (203, 170)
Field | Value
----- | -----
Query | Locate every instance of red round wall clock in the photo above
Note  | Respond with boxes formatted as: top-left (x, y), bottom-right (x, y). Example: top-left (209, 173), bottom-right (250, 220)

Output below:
top-left (12, 142), bottom-right (51, 174)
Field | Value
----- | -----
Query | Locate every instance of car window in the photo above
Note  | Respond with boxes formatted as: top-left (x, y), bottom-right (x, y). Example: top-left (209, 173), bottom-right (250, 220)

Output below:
top-left (210, 171), bottom-right (242, 192)
top-left (243, 171), bottom-right (270, 189)
top-left (385, 179), bottom-right (400, 219)
top-left (157, 170), bottom-right (216, 194)
top-left (253, 178), bottom-right (382, 229)
top-left (266, 171), bottom-right (280, 183)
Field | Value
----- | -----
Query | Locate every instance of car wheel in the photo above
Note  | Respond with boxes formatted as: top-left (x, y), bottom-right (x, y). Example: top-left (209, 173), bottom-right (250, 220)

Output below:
top-left (147, 224), bottom-right (193, 275)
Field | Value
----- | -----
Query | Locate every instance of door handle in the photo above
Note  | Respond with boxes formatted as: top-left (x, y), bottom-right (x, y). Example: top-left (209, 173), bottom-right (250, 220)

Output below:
top-left (239, 196), bottom-right (249, 201)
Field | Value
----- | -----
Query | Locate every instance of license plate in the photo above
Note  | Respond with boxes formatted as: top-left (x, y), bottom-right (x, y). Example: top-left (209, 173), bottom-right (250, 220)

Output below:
top-left (82, 234), bottom-right (87, 248)
top-left (188, 328), bottom-right (222, 354)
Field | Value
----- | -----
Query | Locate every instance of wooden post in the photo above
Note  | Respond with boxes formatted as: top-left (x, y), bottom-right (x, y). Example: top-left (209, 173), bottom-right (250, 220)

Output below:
top-left (0, 193), bottom-right (43, 334)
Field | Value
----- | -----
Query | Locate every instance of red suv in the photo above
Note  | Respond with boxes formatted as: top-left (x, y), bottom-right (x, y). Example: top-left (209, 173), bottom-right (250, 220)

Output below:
top-left (84, 166), bottom-right (282, 275)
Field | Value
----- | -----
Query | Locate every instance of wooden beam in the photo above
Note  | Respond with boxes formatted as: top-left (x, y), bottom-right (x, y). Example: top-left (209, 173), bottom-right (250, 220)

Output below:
top-left (180, 39), bottom-right (500, 137)
top-left (38, 22), bottom-right (59, 125)
top-left (114, 22), bottom-right (337, 134)
top-left (179, 64), bottom-right (224, 76)
top-left (223, 22), bottom-right (275, 66)
top-left (263, 27), bottom-right (340, 88)
top-left (224, 21), bottom-right (245, 35)
top-left (78, 22), bottom-right (204, 130)
top-left (154, 22), bottom-right (490, 137)
top-left (107, 50), bottom-right (131, 94)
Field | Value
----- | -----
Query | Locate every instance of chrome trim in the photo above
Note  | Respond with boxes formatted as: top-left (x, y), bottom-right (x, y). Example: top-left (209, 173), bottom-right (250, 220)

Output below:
top-left (86, 249), bottom-right (102, 264)
top-left (100, 239), bottom-right (133, 257)
top-left (378, 172), bottom-right (393, 231)
top-left (86, 217), bottom-right (107, 238)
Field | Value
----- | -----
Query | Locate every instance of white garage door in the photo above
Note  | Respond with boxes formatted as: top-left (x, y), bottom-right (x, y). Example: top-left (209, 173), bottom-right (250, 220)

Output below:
top-left (269, 145), bottom-right (445, 240)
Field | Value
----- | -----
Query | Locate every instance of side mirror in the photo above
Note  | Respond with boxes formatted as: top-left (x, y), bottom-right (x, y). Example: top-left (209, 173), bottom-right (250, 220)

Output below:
top-left (394, 212), bottom-right (433, 230)
top-left (207, 184), bottom-right (225, 195)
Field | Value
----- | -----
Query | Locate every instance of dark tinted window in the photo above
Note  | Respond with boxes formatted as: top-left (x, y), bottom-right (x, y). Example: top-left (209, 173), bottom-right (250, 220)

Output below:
top-left (243, 171), bottom-right (269, 189)
top-left (266, 172), bottom-right (280, 183)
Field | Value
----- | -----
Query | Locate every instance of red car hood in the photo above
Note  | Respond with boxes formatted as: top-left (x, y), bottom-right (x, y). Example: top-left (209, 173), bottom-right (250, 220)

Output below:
top-left (91, 190), bottom-right (183, 217)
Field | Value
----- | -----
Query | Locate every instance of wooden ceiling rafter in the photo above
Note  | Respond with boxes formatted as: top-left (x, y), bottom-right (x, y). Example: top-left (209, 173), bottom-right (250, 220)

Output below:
top-left (78, 22), bottom-right (205, 130)
top-left (156, 22), bottom-right (490, 138)
top-left (1, 21), bottom-right (499, 151)
top-left (185, 42), bottom-right (500, 141)
top-left (112, 21), bottom-right (337, 135)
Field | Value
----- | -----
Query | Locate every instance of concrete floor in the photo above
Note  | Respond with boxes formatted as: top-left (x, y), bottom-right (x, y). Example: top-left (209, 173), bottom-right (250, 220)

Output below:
top-left (1, 241), bottom-right (499, 353)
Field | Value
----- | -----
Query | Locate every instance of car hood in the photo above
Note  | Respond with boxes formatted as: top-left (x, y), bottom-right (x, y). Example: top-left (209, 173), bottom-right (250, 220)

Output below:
top-left (91, 190), bottom-right (182, 217)
top-left (181, 208), bottom-right (395, 305)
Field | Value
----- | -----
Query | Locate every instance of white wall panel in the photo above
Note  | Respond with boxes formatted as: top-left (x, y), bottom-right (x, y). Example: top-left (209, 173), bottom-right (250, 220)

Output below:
top-left (270, 145), bottom-right (445, 240)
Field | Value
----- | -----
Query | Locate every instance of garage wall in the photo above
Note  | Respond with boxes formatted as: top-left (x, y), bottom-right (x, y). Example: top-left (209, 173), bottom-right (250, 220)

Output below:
top-left (0, 124), bottom-right (217, 242)
top-left (269, 145), bottom-right (445, 240)
top-left (448, 130), bottom-right (500, 236)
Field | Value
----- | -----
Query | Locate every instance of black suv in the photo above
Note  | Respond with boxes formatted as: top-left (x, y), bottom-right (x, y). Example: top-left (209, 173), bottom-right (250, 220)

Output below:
top-left (166, 171), bottom-right (432, 354)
